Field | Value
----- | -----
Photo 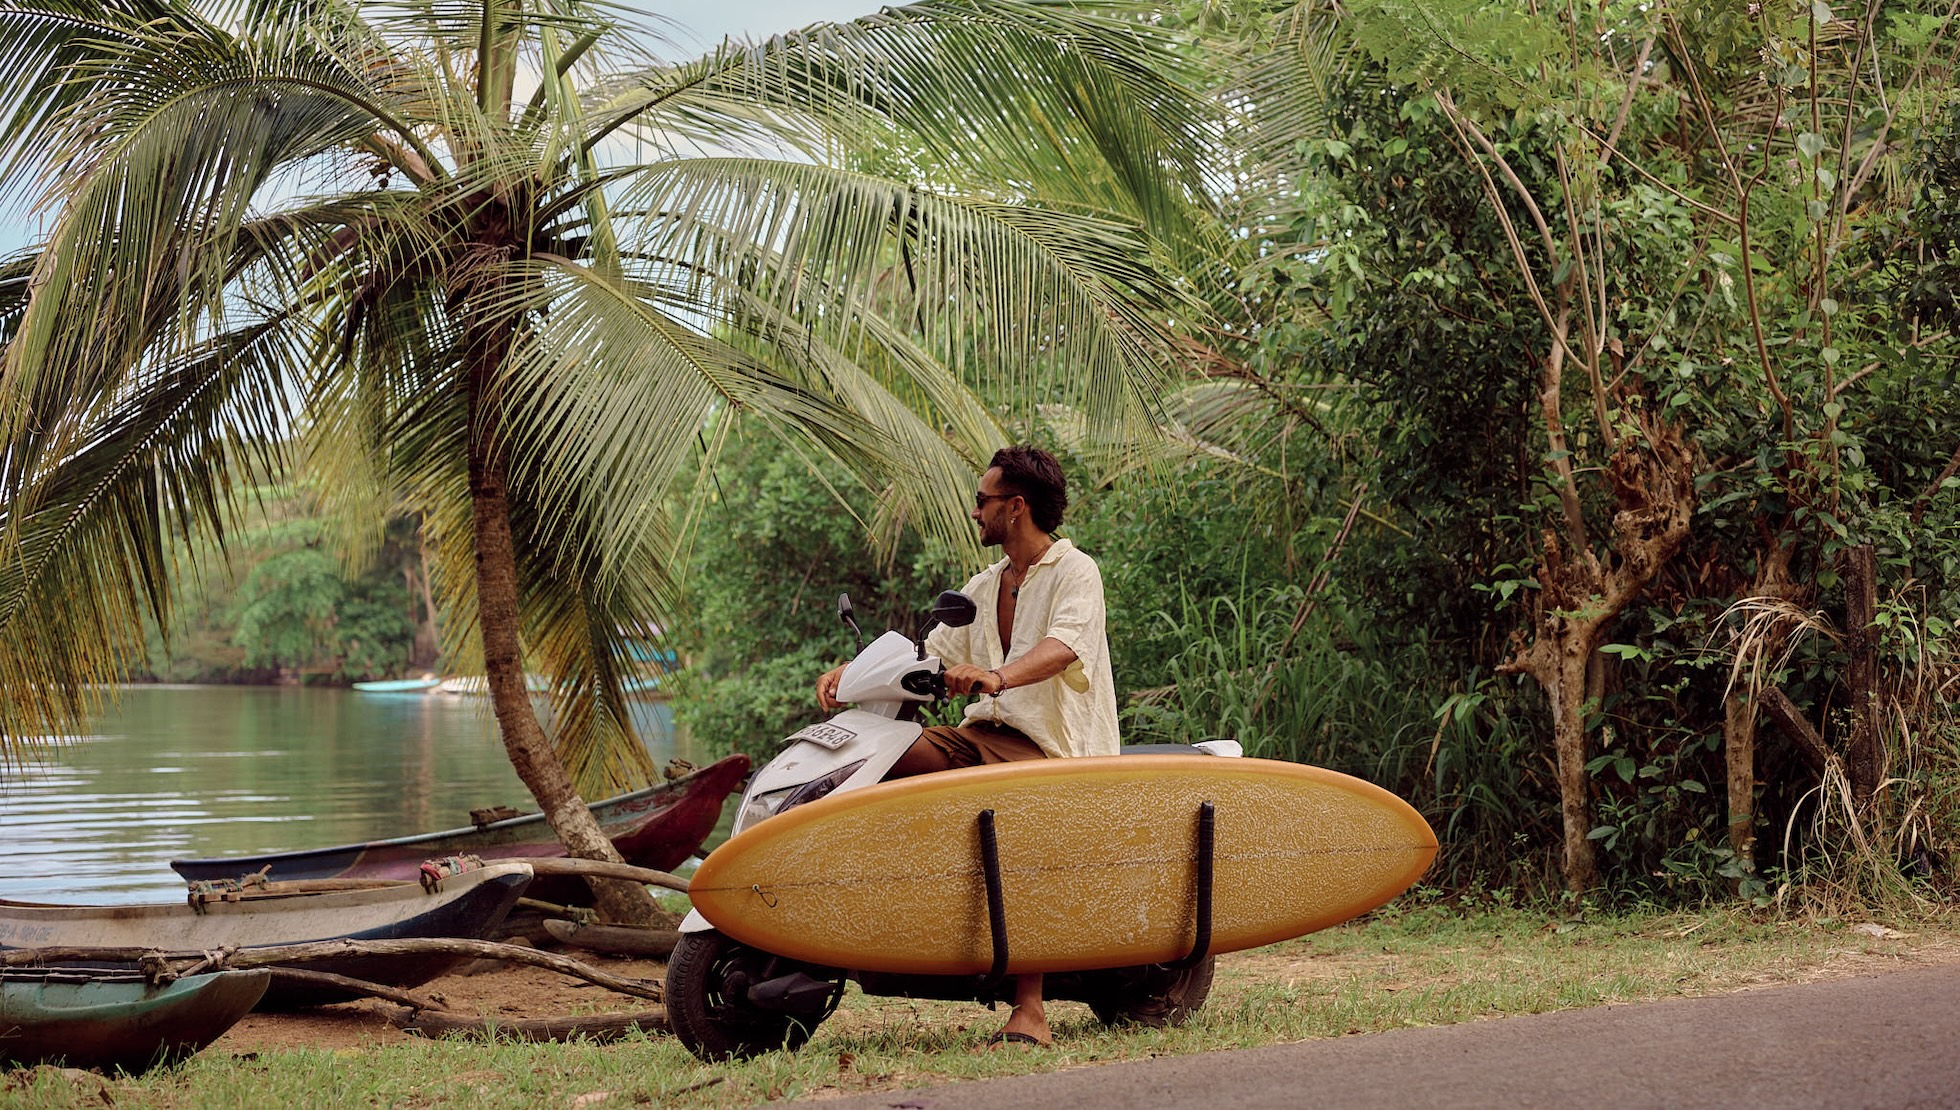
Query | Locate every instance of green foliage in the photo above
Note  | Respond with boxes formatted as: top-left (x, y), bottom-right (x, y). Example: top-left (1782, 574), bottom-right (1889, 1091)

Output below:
top-left (133, 482), bottom-right (426, 684)
top-left (1179, 0), bottom-right (1960, 903)
top-left (1277, 82), bottom-right (1543, 641)
top-left (233, 547), bottom-right (415, 682)
top-left (669, 428), bottom-right (964, 760)
top-left (1067, 461), bottom-right (1301, 690)
top-left (234, 548), bottom-right (345, 672)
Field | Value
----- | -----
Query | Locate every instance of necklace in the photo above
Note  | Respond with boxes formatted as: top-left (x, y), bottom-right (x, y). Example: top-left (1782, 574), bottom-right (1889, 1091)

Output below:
top-left (1005, 543), bottom-right (1052, 598)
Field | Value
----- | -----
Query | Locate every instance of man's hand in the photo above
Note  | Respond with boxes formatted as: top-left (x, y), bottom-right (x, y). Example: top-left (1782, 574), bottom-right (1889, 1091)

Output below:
top-left (816, 663), bottom-right (848, 710)
top-left (943, 639), bottom-right (1079, 699)
top-left (943, 663), bottom-right (1004, 697)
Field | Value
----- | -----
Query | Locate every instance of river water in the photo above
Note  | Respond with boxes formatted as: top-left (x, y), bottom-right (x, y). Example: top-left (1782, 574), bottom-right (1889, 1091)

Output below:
top-left (0, 685), bottom-right (692, 905)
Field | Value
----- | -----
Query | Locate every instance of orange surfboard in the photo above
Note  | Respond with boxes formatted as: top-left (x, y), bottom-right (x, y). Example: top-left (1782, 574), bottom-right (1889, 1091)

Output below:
top-left (688, 755), bottom-right (1437, 976)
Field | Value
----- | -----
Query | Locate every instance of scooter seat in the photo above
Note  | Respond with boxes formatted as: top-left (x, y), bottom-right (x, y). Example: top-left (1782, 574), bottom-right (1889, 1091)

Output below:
top-left (1118, 739), bottom-right (1244, 757)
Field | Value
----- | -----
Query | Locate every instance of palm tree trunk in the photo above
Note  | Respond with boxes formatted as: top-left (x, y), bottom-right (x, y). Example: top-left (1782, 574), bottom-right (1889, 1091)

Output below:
top-left (467, 332), bottom-right (659, 926)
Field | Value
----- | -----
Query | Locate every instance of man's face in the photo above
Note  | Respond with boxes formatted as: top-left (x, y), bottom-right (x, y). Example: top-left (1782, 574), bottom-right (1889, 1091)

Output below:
top-left (971, 466), bottom-right (1018, 548)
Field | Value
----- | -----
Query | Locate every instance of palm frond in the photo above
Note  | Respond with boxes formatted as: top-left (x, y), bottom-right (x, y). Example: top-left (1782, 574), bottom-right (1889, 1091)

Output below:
top-left (614, 157), bottom-right (1192, 452)
top-left (0, 0), bottom-right (183, 191)
top-left (593, 0), bottom-right (1217, 235)
top-left (2, 16), bottom-right (434, 460)
top-left (0, 315), bottom-right (306, 745)
top-left (1231, 0), bottom-right (1381, 180)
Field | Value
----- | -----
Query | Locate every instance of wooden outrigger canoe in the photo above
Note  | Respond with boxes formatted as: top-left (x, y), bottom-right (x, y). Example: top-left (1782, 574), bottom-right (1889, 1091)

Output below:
top-left (0, 967), bottom-right (269, 1072)
top-left (168, 754), bottom-right (749, 894)
top-left (0, 862), bottom-right (533, 1008)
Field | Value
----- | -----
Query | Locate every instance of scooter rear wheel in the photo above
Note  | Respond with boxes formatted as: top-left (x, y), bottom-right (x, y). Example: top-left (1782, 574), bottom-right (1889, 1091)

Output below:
top-left (1086, 956), bottom-right (1216, 1027)
top-left (666, 929), bottom-right (828, 1060)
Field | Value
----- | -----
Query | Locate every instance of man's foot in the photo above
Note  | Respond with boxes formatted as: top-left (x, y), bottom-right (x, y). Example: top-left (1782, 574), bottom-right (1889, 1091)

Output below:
top-left (986, 1030), bottom-right (1049, 1050)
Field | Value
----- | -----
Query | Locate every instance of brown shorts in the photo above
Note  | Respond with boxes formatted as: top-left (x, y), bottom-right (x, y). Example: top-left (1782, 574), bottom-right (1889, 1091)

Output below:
top-left (912, 720), bottom-right (1045, 769)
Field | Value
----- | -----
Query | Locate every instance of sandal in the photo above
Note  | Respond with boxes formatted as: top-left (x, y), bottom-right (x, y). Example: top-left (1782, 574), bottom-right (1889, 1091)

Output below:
top-left (986, 1030), bottom-right (1049, 1049)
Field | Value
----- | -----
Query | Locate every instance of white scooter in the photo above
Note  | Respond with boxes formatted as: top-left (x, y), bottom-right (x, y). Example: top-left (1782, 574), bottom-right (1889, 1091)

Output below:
top-left (667, 590), bottom-right (1236, 1061)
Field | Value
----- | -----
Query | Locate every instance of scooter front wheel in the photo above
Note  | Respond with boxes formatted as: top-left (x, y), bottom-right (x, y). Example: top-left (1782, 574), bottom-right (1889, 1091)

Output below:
top-left (666, 929), bottom-right (833, 1061)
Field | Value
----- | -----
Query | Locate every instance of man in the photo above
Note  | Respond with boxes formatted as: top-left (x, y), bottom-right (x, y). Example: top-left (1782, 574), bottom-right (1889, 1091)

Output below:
top-left (815, 444), bottom-right (1118, 1047)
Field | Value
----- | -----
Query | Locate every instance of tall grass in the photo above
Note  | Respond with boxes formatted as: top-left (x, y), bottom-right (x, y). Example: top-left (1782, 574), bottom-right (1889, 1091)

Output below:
top-left (1124, 562), bottom-right (1960, 908)
top-left (1121, 582), bottom-right (1555, 888)
top-left (1767, 587), bottom-right (1960, 913)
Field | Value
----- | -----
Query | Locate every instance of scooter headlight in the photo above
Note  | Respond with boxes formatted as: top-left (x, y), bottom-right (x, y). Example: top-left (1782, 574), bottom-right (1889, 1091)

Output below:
top-left (778, 760), bottom-right (867, 812)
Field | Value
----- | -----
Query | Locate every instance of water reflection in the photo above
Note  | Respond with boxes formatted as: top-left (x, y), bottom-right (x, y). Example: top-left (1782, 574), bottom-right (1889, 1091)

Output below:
top-left (0, 686), bottom-right (686, 904)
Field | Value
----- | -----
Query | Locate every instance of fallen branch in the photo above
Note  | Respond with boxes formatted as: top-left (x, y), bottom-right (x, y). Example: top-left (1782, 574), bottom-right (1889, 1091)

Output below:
top-left (1758, 688), bottom-right (1833, 774)
top-left (187, 859), bottom-right (688, 900)
top-left (263, 967), bottom-right (672, 1043)
top-left (263, 967), bottom-right (444, 1010)
top-left (0, 938), bottom-right (662, 1002)
top-left (224, 878), bottom-right (417, 896)
top-left (520, 857), bottom-right (689, 894)
top-left (542, 919), bottom-right (680, 959)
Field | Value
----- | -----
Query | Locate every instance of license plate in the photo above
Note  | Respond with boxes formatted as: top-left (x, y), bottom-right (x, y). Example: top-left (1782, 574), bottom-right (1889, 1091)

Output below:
top-left (787, 722), bottom-right (857, 750)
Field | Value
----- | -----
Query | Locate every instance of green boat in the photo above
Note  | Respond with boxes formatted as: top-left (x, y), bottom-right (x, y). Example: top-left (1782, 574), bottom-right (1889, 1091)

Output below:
top-left (0, 968), bottom-right (269, 1072)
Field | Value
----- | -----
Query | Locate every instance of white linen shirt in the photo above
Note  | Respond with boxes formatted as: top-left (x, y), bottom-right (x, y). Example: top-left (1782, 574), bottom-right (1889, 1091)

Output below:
top-left (924, 537), bottom-right (1120, 758)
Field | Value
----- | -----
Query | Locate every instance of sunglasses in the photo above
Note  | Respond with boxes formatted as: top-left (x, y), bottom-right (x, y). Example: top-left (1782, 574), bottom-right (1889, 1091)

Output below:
top-left (974, 490), bottom-right (1018, 509)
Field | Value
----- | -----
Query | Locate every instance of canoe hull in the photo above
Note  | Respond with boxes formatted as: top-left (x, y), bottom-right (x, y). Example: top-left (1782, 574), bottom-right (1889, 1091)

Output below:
top-left (169, 755), bottom-right (750, 899)
top-left (0, 968), bottom-right (270, 1072)
top-left (351, 678), bottom-right (441, 693)
top-left (0, 863), bottom-right (533, 1008)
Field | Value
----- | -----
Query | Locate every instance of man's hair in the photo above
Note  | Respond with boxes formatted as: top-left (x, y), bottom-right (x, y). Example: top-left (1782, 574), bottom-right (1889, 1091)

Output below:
top-left (991, 445), bottom-right (1068, 533)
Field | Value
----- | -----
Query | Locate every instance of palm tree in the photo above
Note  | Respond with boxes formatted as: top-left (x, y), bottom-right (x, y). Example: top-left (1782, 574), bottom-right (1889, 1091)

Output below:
top-left (0, 0), bottom-right (1212, 920)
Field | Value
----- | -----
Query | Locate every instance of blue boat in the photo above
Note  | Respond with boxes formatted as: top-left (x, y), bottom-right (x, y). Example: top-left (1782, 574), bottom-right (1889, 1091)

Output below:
top-left (351, 677), bottom-right (442, 693)
top-left (625, 642), bottom-right (678, 667)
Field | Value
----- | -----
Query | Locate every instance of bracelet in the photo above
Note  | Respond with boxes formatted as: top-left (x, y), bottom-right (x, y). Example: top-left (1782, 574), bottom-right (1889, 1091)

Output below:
top-left (988, 669), bottom-right (1007, 696)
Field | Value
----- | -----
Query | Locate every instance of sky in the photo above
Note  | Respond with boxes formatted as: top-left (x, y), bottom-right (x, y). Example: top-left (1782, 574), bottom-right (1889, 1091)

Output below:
top-left (0, 0), bottom-right (881, 254)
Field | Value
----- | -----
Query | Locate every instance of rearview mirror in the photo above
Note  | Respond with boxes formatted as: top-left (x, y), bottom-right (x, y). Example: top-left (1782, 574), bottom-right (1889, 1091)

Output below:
top-left (931, 590), bottom-right (978, 629)
top-left (838, 594), bottom-right (864, 649)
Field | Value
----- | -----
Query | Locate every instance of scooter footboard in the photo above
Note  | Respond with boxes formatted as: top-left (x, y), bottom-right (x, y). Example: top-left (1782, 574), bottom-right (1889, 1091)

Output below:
top-left (853, 964), bottom-right (1179, 1007)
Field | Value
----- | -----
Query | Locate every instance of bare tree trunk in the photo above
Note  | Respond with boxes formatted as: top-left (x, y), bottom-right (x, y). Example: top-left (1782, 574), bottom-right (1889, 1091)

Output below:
top-left (1843, 543), bottom-right (1881, 809)
top-left (417, 534), bottom-right (442, 667)
top-left (1550, 628), bottom-right (1599, 893)
top-left (1723, 536), bottom-right (1804, 878)
top-left (1722, 693), bottom-right (1756, 868)
top-left (1501, 411), bottom-right (1696, 897)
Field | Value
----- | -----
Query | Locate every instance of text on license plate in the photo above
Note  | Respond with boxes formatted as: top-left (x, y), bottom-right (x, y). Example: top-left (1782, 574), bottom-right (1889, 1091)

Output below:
top-left (789, 722), bottom-right (857, 749)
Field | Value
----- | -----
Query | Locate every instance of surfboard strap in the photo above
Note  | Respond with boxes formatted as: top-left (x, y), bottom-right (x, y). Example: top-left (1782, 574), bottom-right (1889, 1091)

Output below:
top-left (971, 800), bottom-right (1217, 992)
top-left (976, 809), bottom-right (1011, 995)
top-left (1163, 801), bottom-right (1216, 970)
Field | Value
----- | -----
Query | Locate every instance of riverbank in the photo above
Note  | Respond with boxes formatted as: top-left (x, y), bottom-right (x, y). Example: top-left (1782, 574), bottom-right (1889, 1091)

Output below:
top-left (5, 902), bottom-right (1956, 1108)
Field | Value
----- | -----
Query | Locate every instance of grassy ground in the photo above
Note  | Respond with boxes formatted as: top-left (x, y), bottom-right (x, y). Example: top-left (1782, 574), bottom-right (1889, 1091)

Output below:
top-left (6, 899), bottom-right (1956, 1109)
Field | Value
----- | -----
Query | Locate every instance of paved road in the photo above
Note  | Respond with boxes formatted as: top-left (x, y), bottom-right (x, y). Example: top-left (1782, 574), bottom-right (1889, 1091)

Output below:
top-left (792, 964), bottom-right (1960, 1109)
